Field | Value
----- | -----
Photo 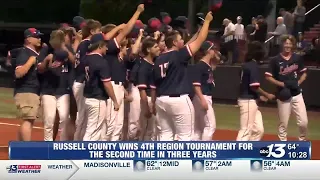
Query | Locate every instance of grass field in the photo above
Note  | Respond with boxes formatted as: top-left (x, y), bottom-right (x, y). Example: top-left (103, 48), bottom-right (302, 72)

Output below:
top-left (0, 87), bottom-right (319, 140)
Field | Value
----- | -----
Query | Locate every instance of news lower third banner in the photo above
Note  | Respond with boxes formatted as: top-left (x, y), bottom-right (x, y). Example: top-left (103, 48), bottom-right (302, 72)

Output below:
top-left (9, 141), bottom-right (311, 160)
top-left (1, 160), bottom-right (320, 179)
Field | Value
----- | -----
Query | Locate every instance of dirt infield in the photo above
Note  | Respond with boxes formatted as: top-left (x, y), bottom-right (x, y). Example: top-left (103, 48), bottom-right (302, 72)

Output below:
top-left (0, 117), bottom-right (319, 160)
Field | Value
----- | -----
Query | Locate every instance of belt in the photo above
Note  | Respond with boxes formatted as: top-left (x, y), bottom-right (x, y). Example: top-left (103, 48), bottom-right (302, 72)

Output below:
top-left (158, 94), bottom-right (188, 98)
top-left (112, 81), bottom-right (123, 86)
top-left (169, 94), bottom-right (181, 97)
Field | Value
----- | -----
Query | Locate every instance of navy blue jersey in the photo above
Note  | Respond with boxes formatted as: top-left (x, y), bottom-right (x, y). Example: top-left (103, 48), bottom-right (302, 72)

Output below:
top-left (192, 61), bottom-right (215, 96)
top-left (105, 38), bottom-right (133, 83)
top-left (65, 44), bottom-right (76, 88)
top-left (14, 46), bottom-right (40, 95)
top-left (151, 45), bottom-right (192, 96)
top-left (265, 53), bottom-right (306, 96)
top-left (40, 57), bottom-right (71, 96)
top-left (83, 53), bottom-right (111, 100)
top-left (74, 39), bottom-right (90, 83)
top-left (239, 60), bottom-right (260, 99)
top-left (136, 58), bottom-right (154, 96)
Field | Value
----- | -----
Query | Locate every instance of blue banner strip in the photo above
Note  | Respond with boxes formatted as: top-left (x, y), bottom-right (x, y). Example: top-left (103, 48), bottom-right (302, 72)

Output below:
top-left (9, 141), bottom-right (311, 160)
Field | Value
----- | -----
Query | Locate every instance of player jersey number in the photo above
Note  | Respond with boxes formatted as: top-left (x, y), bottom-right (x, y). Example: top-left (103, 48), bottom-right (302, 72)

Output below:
top-left (85, 66), bottom-right (89, 81)
top-left (159, 62), bottom-right (169, 78)
top-left (61, 65), bottom-right (68, 73)
top-left (75, 52), bottom-right (80, 68)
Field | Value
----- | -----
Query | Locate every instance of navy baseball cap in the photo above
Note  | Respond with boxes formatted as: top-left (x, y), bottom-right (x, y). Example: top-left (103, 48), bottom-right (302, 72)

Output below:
top-left (73, 16), bottom-right (86, 30)
top-left (200, 41), bottom-right (215, 52)
top-left (90, 33), bottom-right (107, 45)
top-left (24, 28), bottom-right (43, 38)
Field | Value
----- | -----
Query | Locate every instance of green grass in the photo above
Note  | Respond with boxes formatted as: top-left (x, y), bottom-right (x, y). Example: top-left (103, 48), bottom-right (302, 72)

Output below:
top-left (214, 104), bottom-right (320, 140)
top-left (0, 88), bottom-right (16, 118)
top-left (0, 88), bottom-right (319, 139)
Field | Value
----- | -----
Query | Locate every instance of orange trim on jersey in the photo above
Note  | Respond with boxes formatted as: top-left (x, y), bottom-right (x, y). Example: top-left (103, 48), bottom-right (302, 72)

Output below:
top-left (186, 45), bottom-right (192, 56)
top-left (15, 66), bottom-right (22, 70)
top-left (101, 78), bottom-right (111, 82)
top-left (193, 82), bottom-right (201, 86)
top-left (265, 72), bottom-right (272, 77)
top-left (114, 38), bottom-right (120, 49)
top-left (24, 46), bottom-right (40, 56)
top-left (81, 38), bottom-right (90, 42)
top-left (150, 85), bottom-right (156, 89)
top-left (250, 83), bottom-right (260, 87)
top-left (88, 52), bottom-right (103, 57)
top-left (137, 84), bottom-right (147, 88)
top-left (300, 68), bottom-right (307, 72)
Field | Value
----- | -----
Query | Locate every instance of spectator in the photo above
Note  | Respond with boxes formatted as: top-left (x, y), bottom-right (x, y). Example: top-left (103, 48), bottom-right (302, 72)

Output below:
top-left (296, 32), bottom-right (309, 55)
top-left (268, 17), bottom-right (287, 43)
top-left (268, 17), bottom-right (287, 55)
top-left (245, 17), bottom-right (257, 42)
top-left (234, 16), bottom-right (245, 41)
top-left (254, 15), bottom-right (268, 43)
top-left (279, 8), bottom-right (294, 35)
top-left (222, 18), bottom-right (236, 64)
top-left (293, 0), bottom-right (306, 37)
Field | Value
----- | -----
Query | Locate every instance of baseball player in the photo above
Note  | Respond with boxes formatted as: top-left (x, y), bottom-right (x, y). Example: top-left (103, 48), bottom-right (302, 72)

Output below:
top-left (72, 19), bottom-right (102, 140)
top-left (83, 33), bottom-right (119, 141)
top-left (126, 29), bottom-right (144, 140)
top-left (14, 28), bottom-right (43, 141)
top-left (150, 12), bottom-right (213, 141)
top-left (60, 26), bottom-right (81, 140)
top-left (192, 41), bottom-right (220, 141)
top-left (136, 38), bottom-right (160, 140)
top-left (265, 35), bottom-right (308, 141)
top-left (237, 41), bottom-right (275, 141)
top-left (104, 4), bottom-right (145, 141)
top-left (38, 30), bottom-right (75, 141)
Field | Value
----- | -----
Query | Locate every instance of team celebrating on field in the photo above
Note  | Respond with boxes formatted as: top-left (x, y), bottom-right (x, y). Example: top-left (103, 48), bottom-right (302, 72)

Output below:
top-left (12, 3), bottom-right (308, 142)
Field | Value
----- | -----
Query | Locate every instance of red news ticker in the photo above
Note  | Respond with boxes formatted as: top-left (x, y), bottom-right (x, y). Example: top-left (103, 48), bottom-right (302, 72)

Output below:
top-left (18, 165), bottom-right (41, 169)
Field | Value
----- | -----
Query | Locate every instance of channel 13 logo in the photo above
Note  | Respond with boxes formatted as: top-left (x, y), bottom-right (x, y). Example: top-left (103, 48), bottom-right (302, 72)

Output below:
top-left (260, 144), bottom-right (286, 158)
top-left (6, 165), bottom-right (17, 173)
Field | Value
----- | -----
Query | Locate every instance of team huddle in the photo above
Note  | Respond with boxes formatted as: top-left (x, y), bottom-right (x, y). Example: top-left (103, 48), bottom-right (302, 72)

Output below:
top-left (12, 4), bottom-right (309, 143)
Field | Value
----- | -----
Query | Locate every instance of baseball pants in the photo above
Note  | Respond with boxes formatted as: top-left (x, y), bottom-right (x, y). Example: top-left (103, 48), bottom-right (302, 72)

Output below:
top-left (41, 94), bottom-right (70, 141)
top-left (236, 99), bottom-right (264, 141)
top-left (105, 81), bottom-right (125, 141)
top-left (127, 85), bottom-right (142, 140)
top-left (155, 94), bottom-right (195, 141)
top-left (83, 98), bottom-right (107, 141)
top-left (139, 96), bottom-right (158, 141)
top-left (72, 82), bottom-right (87, 140)
top-left (277, 93), bottom-right (308, 141)
top-left (192, 95), bottom-right (216, 141)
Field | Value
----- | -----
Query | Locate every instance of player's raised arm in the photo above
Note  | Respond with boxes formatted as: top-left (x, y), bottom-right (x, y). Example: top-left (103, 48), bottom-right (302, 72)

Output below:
top-left (104, 23), bottom-right (126, 40)
top-left (188, 12), bottom-right (213, 55)
top-left (131, 29), bottom-right (144, 55)
top-left (115, 4), bottom-right (145, 44)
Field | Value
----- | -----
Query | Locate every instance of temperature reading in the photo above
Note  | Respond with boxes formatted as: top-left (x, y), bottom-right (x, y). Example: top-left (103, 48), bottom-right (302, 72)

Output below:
top-left (287, 144), bottom-right (299, 150)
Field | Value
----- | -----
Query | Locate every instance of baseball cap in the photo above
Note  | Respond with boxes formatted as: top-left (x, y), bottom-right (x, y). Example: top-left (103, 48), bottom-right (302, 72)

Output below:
top-left (237, 16), bottom-right (242, 20)
top-left (160, 12), bottom-right (172, 25)
top-left (73, 16), bottom-right (86, 30)
top-left (24, 28), bottom-right (43, 38)
top-left (90, 33), bottom-right (107, 45)
top-left (148, 17), bottom-right (162, 30)
top-left (200, 41), bottom-right (215, 52)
